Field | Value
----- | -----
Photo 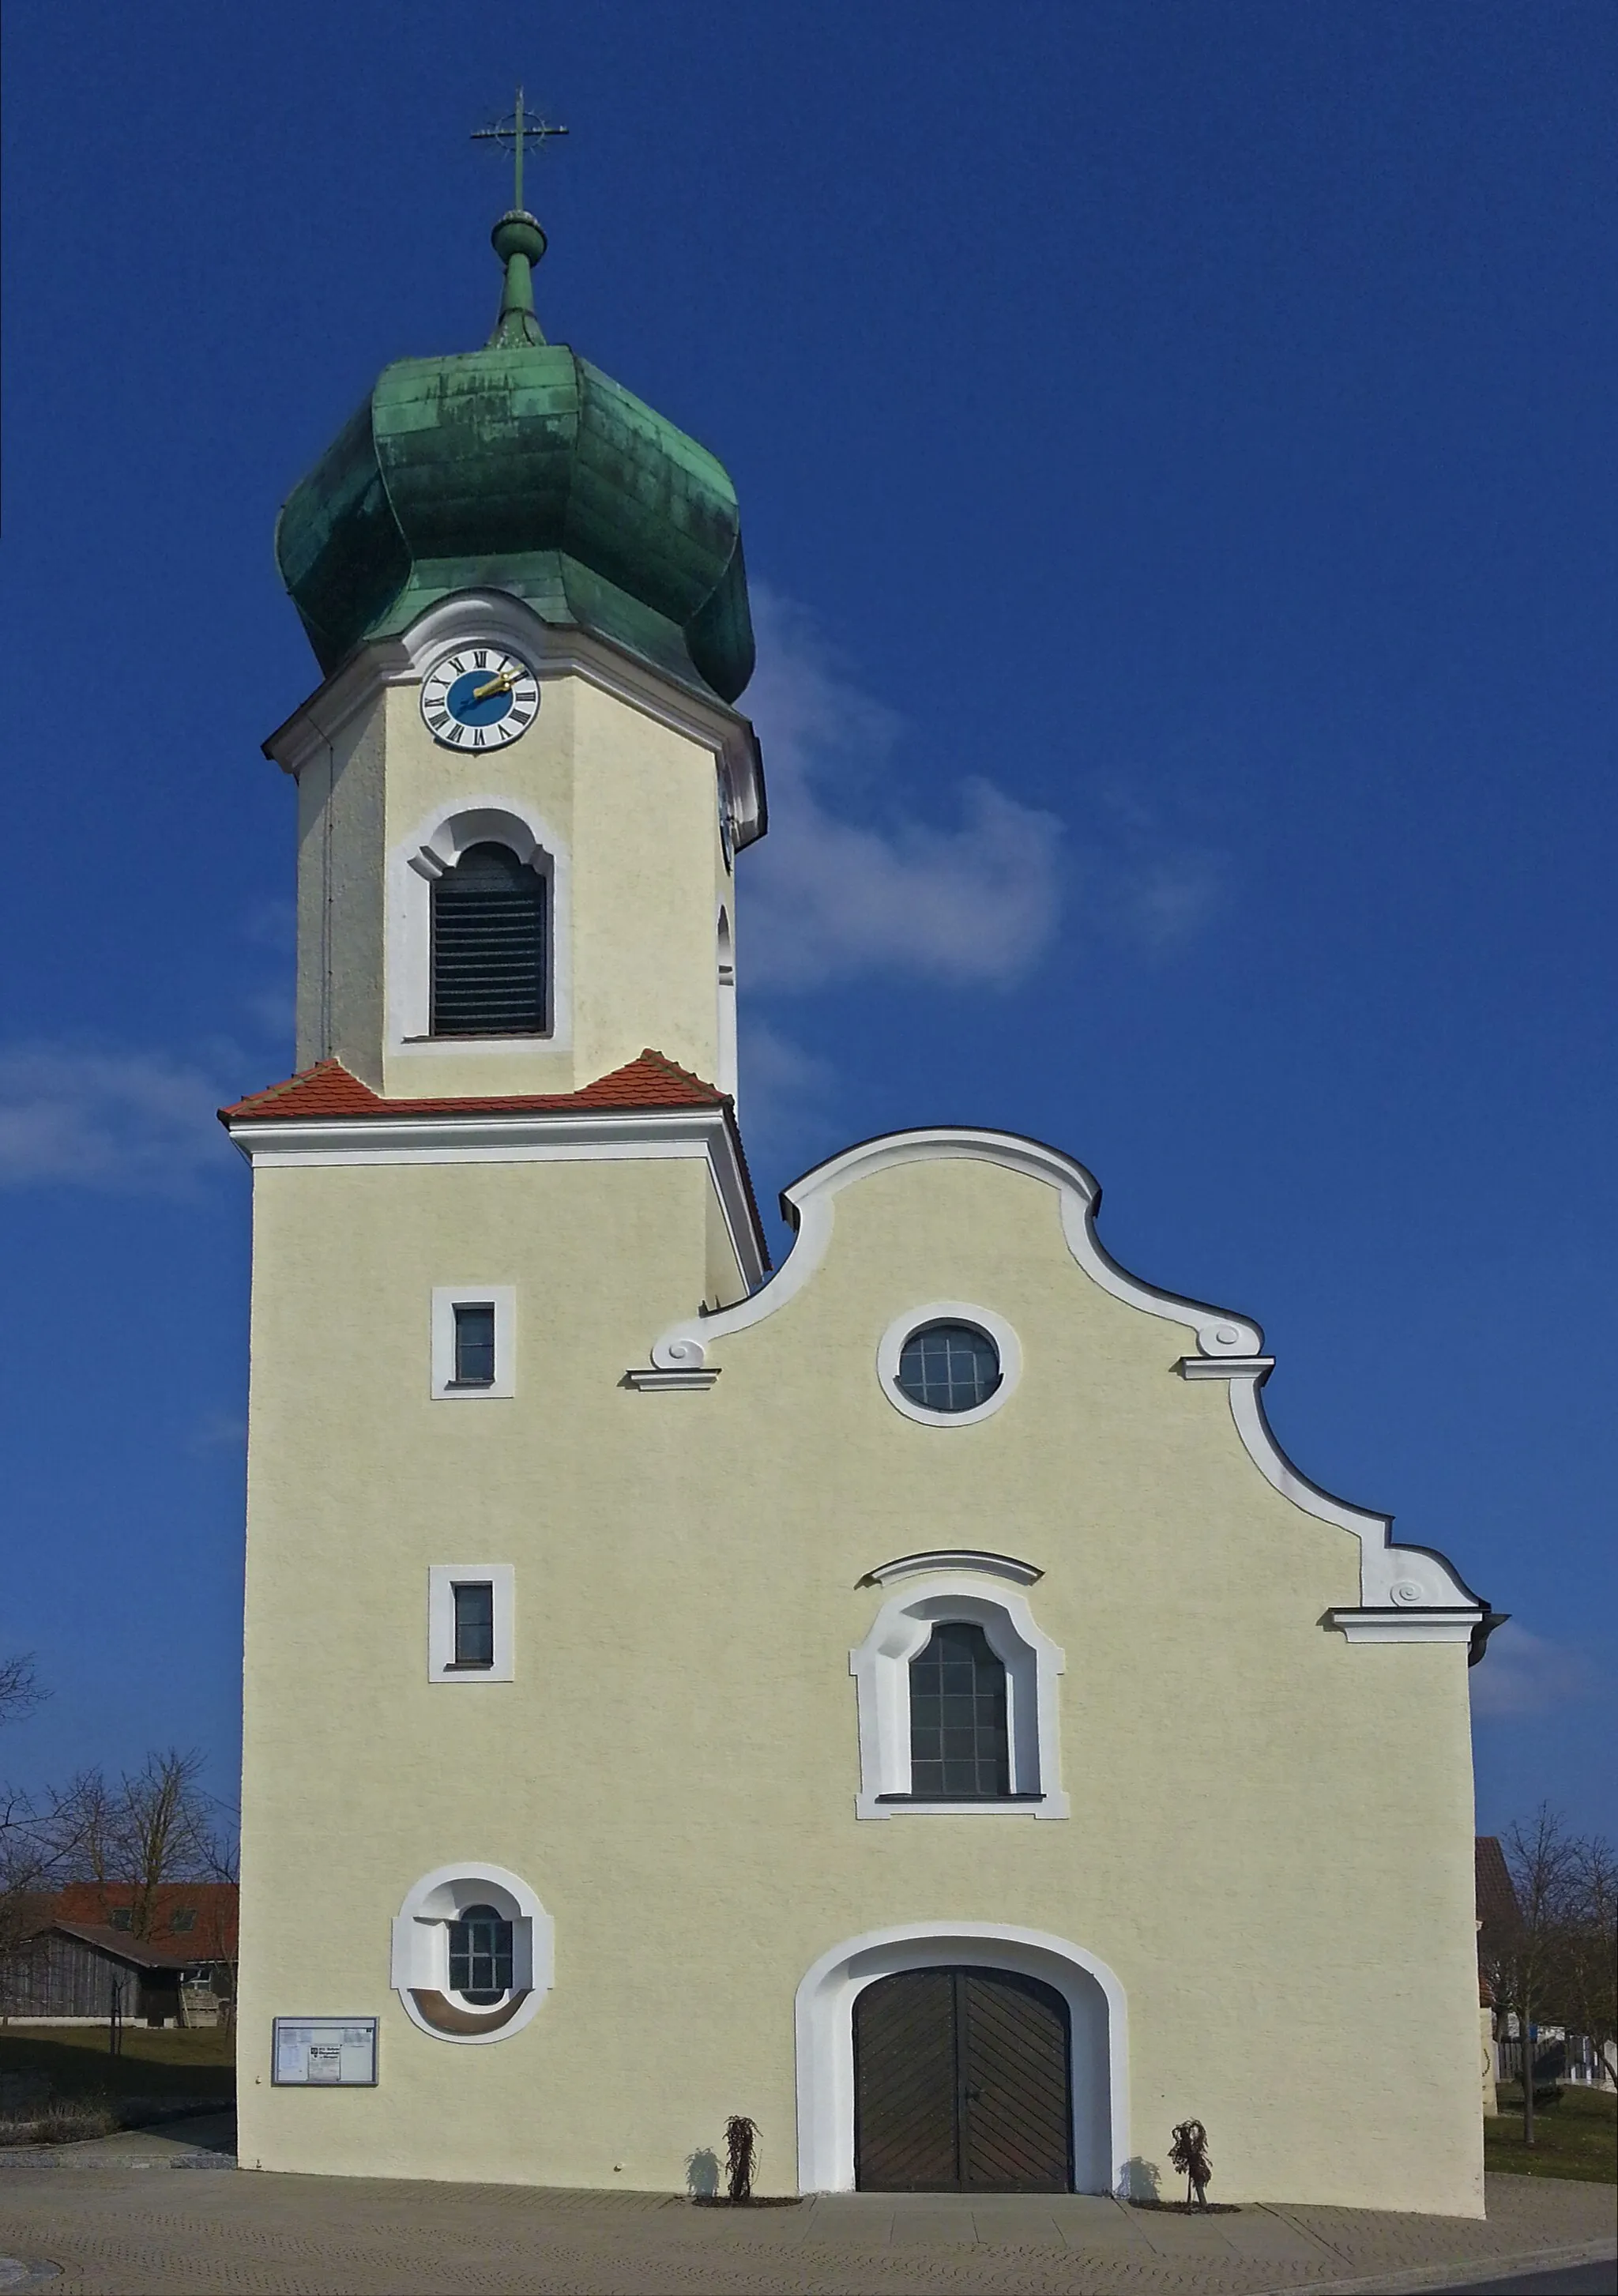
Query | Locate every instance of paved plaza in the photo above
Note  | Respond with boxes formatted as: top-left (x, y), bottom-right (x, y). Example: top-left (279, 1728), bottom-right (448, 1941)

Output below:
top-left (0, 2117), bottom-right (1612, 2295)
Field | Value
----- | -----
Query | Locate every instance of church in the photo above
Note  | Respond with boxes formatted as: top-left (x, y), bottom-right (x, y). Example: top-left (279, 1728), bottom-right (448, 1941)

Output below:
top-left (228, 158), bottom-right (1499, 2214)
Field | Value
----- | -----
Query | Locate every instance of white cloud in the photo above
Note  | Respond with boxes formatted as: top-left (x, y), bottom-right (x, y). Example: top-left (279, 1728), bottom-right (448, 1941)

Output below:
top-left (186, 1410), bottom-right (246, 1455)
top-left (244, 984), bottom-right (295, 1042)
top-left (742, 594), bottom-right (1065, 992)
top-left (1122, 852), bottom-right (1227, 950)
top-left (241, 898), bottom-right (296, 953)
top-left (1469, 1623), bottom-right (1591, 1718)
top-left (736, 1016), bottom-right (838, 1144)
top-left (0, 1044), bottom-right (233, 1192)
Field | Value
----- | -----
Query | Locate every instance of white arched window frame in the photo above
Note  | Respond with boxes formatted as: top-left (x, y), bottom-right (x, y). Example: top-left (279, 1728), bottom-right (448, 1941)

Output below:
top-left (388, 800), bottom-right (572, 1054)
top-left (850, 1576), bottom-right (1068, 1820)
top-left (716, 906), bottom-right (737, 1104)
top-left (389, 1861), bottom-right (554, 2044)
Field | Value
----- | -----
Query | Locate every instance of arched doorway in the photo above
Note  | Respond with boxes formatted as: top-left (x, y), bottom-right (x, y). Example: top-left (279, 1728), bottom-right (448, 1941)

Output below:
top-left (855, 1966), bottom-right (1072, 2192)
top-left (795, 1923), bottom-right (1125, 2194)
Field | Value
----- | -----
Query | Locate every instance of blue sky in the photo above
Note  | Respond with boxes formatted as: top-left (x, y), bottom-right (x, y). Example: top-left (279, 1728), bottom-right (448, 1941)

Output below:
top-left (1, 1), bottom-right (1612, 1839)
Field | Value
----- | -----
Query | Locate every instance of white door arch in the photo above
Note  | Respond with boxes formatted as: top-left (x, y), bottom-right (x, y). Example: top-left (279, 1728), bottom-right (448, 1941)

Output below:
top-left (794, 1921), bottom-right (1127, 2194)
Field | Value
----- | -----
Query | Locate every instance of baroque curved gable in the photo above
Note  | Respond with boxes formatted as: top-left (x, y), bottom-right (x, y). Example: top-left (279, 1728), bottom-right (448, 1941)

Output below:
top-left (639, 1127), bottom-right (1492, 1641)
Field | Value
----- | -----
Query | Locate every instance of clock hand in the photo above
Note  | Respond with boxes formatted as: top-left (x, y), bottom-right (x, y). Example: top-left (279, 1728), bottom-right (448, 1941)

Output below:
top-left (470, 667), bottom-right (521, 702)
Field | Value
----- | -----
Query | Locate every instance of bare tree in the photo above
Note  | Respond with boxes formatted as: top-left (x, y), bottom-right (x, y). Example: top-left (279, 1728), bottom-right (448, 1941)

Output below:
top-left (1557, 1835), bottom-right (1617, 2087)
top-left (194, 1801), bottom-right (240, 2026)
top-left (117, 1750), bottom-right (212, 1941)
top-left (41, 1748), bottom-right (213, 1936)
top-left (0, 1655), bottom-right (53, 2018)
top-left (0, 1654), bottom-right (45, 1730)
top-left (1500, 1806), bottom-right (1580, 2147)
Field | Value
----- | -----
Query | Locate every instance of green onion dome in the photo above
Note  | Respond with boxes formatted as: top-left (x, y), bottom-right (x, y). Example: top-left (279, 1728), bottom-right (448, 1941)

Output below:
top-left (274, 210), bottom-right (754, 705)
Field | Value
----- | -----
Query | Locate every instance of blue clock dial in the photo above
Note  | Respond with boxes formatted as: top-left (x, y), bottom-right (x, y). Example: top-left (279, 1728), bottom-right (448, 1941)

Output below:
top-left (420, 648), bottom-right (540, 750)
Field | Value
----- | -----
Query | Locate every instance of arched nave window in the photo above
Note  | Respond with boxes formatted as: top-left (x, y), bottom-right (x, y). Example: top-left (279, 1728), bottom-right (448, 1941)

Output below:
top-left (430, 841), bottom-right (546, 1036)
top-left (850, 1575), bottom-right (1068, 1820)
top-left (909, 1621), bottom-right (1010, 1799)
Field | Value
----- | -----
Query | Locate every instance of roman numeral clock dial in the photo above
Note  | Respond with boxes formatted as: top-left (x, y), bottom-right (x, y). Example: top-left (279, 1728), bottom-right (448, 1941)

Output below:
top-left (420, 648), bottom-right (540, 749)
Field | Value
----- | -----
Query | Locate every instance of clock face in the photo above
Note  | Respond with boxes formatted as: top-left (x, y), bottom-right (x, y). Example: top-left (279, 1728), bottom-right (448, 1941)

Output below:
top-left (420, 647), bottom-right (540, 751)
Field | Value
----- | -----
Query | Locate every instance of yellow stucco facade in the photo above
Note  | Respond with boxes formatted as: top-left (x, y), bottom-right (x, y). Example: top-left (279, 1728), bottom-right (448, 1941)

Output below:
top-left (234, 886), bottom-right (1488, 2209)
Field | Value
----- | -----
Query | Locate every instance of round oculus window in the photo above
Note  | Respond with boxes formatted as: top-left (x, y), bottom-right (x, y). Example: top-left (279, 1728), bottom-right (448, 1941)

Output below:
top-left (895, 1322), bottom-right (1002, 1414)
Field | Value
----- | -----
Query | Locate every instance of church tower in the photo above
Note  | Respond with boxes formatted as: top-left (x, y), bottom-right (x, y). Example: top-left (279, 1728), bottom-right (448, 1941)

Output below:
top-left (246, 179), bottom-right (766, 1284)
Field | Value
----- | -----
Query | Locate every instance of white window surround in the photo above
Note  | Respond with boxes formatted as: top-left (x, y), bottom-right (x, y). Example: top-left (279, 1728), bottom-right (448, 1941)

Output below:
top-left (390, 1861), bottom-right (553, 2044)
top-left (388, 796), bottom-right (572, 1056)
top-left (877, 1301), bottom-right (1022, 1428)
top-left (850, 1575), bottom-right (1068, 1820)
top-left (431, 1287), bottom-right (515, 1401)
top-left (641, 1128), bottom-right (1487, 1633)
top-left (794, 1922), bottom-right (1127, 2195)
top-left (427, 1564), bottom-right (514, 1684)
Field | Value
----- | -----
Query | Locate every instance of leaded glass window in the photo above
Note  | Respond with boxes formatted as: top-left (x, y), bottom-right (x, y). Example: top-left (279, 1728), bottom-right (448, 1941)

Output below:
top-left (895, 1323), bottom-right (1001, 1413)
top-left (452, 1580), bottom-right (495, 1669)
top-left (447, 1903), bottom-right (513, 2004)
top-left (452, 1303), bottom-right (496, 1387)
top-left (909, 1621), bottom-right (1010, 1798)
top-left (431, 842), bottom-right (546, 1037)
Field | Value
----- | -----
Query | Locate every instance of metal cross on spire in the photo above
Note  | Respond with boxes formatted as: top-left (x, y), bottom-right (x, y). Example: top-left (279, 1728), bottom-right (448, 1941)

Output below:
top-left (472, 85), bottom-right (568, 216)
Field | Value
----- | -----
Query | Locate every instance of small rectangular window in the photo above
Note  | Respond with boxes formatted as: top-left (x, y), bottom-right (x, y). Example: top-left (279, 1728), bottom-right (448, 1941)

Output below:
top-left (169, 1907), bottom-right (197, 1933)
top-left (108, 1907), bottom-right (133, 1933)
top-left (452, 1581), bottom-right (495, 1669)
top-left (432, 1288), bottom-right (515, 1400)
top-left (427, 1564), bottom-right (514, 1683)
top-left (453, 1303), bottom-right (496, 1387)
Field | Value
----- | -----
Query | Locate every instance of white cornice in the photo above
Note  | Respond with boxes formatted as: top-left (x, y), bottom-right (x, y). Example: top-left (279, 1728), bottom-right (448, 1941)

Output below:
top-left (1179, 1355), bottom-right (1276, 1380)
top-left (860, 1550), bottom-right (1044, 1588)
top-left (227, 1102), bottom-right (766, 1292)
top-left (1327, 1609), bottom-right (1482, 1645)
top-left (637, 1124), bottom-right (1485, 1620)
top-left (262, 590), bottom-right (766, 849)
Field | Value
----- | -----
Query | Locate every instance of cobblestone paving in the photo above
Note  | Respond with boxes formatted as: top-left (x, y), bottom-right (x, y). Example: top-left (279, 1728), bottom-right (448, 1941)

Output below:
top-left (0, 2123), bottom-right (1612, 2295)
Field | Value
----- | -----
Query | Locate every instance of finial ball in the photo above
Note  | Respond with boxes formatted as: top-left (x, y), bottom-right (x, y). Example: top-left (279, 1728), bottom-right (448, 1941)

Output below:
top-left (492, 211), bottom-right (547, 268)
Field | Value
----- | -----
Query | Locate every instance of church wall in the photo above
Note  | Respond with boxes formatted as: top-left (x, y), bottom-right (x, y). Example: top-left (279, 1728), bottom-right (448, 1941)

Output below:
top-left (294, 702), bottom-right (386, 1086)
top-left (235, 1147), bottom-right (1483, 2214)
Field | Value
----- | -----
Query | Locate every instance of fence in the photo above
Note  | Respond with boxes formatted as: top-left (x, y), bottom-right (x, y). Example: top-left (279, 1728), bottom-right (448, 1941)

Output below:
top-left (1495, 2032), bottom-right (1617, 2091)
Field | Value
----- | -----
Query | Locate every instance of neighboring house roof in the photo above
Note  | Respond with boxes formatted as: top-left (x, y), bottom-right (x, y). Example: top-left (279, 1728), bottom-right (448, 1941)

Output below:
top-left (1476, 1837), bottom-right (1523, 1952)
top-left (47, 1921), bottom-right (218, 1973)
top-left (218, 1052), bottom-right (769, 1267)
top-left (47, 1882), bottom-right (237, 1958)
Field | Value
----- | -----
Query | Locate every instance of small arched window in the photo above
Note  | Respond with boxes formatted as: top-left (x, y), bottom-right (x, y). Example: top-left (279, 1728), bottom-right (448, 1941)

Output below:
top-left (431, 842), bottom-right (546, 1037)
top-left (909, 1620), bottom-right (1010, 1799)
top-left (447, 1903), bottom-right (514, 2004)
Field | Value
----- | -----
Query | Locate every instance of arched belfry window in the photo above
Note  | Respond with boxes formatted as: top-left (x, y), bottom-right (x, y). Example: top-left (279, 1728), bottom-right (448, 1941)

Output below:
top-left (431, 842), bottom-right (546, 1037)
top-left (909, 1621), bottom-right (1010, 1799)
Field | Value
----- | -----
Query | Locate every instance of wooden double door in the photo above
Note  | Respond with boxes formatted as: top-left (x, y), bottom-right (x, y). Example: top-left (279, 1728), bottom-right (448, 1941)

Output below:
top-left (853, 1966), bottom-right (1074, 2192)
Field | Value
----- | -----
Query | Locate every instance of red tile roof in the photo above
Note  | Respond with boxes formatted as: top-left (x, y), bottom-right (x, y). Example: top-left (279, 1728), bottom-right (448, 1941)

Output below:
top-left (1476, 1837), bottom-right (1523, 1944)
top-left (220, 1052), bottom-right (771, 1270)
top-left (48, 1881), bottom-right (237, 1959)
top-left (220, 1050), bottom-right (725, 1121)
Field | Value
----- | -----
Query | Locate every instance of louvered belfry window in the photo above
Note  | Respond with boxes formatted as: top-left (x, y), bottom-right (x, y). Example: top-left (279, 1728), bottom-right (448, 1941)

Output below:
top-left (431, 842), bottom-right (546, 1036)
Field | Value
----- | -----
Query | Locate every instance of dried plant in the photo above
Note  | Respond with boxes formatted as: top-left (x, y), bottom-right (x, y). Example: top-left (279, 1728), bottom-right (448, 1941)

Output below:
top-left (1168, 2119), bottom-right (1212, 2208)
top-left (724, 2113), bottom-right (757, 2204)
